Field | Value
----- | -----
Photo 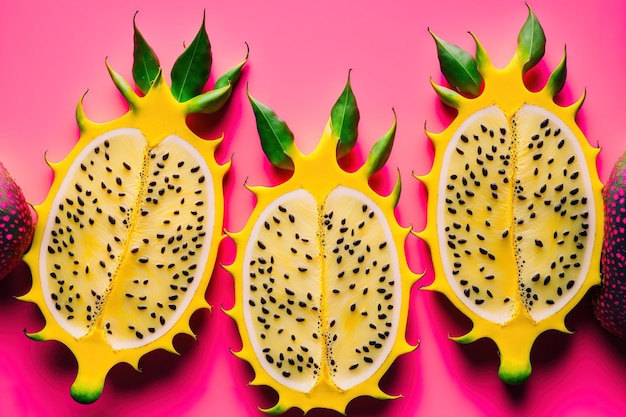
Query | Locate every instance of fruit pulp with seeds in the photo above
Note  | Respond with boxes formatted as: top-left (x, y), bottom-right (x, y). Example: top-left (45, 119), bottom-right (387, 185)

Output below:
top-left (244, 186), bottom-right (401, 392)
top-left (439, 105), bottom-right (595, 325)
top-left (40, 129), bottom-right (214, 347)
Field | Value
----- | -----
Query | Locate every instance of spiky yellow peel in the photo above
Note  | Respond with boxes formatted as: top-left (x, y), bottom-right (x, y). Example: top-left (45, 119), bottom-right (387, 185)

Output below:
top-left (227, 82), bottom-right (418, 414)
top-left (421, 8), bottom-right (602, 383)
top-left (20, 18), bottom-right (245, 403)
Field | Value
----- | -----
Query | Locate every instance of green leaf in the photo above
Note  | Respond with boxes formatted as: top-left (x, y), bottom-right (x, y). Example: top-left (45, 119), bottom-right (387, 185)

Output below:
top-left (331, 72), bottom-right (360, 158)
top-left (107, 59), bottom-right (139, 107)
top-left (430, 28), bottom-right (482, 96)
top-left (132, 12), bottom-right (160, 94)
top-left (248, 91), bottom-right (296, 171)
top-left (517, 5), bottom-right (546, 74)
top-left (170, 13), bottom-right (212, 102)
top-left (214, 43), bottom-right (249, 90)
top-left (185, 84), bottom-right (232, 115)
top-left (546, 47), bottom-right (567, 96)
top-left (431, 79), bottom-right (463, 109)
top-left (363, 109), bottom-right (397, 177)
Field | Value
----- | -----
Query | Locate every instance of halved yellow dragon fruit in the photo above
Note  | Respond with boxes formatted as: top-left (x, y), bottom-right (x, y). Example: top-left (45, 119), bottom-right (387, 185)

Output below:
top-left (19, 15), bottom-right (246, 403)
top-left (419, 7), bottom-right (602, 383)
top-left (226, 76), bottom-right (418, 414)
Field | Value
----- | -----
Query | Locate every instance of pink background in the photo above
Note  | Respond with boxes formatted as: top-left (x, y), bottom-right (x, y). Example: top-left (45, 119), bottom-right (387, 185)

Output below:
top-left (2, 0), bottom-right (626, 416)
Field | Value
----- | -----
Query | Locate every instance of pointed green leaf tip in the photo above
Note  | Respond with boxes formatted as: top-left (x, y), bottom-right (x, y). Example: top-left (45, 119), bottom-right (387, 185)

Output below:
top-left (184, 42), bottom-right (248, 115)
top-left (248, 90), bottom-right (296, 171)
top-left (430, 28), bottom-right (482, 96)
top-left (214, 43), bottom-right (249, 90)
top-left (331, 72), bottom-right (360, 158)
top-left (517, 4), bottom-right (546, 74)
top-left (132, 12), bottom-right (160, 94)
top-left (171, 12), bottom-right (212, 102)
top-left (363, 109), bottom-right (397, 177)
top-left (546, 47), bottom-right (567, 96)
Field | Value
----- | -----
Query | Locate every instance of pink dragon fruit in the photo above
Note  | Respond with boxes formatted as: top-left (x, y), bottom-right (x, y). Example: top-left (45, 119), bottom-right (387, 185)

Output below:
top-left (595, 152), bottom-right (626, 337)
top-left (0, 162), bottom-right (34, 279)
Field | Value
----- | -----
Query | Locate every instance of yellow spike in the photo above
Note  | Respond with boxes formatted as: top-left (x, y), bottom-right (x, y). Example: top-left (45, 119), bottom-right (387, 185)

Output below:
top-left (42, 151), bottom-right (58, 170)
top-left (567, 89), bottom-right (587, 116)
top-left (424, 128), bottom-right (445, 146)
top-left (470, 32), bottom-right (494, 76)
top-left (75, 91), bottom-right (96, 133)
top-left (105, 58), bottom-right (139, 108)
top-left (385, 168), bottom-right (402, 207)
top-left (430, 79), bottom-right (463, 109)
top-left (245, 183), bottom-right (266, 196)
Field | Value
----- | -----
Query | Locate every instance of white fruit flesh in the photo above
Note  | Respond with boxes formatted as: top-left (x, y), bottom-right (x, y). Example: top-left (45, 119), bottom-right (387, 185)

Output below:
top-left (40, 128), bottom-right (215, 349)
top-left (438, 105), bottom-right (595, 324)
top-left (243, 186), bottom-right (400, 392)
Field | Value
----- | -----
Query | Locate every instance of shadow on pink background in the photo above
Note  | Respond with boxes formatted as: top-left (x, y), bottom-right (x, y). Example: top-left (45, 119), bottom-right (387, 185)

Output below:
top-left (1, 0), bottom-right (626, 416)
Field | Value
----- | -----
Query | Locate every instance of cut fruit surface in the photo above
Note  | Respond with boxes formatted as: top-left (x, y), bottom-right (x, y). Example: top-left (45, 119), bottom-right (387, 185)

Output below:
top-left (20, 16), bottom-right (246, 403)
top-left (228, 77), bottom-right (417, 414)
top-left (421, 7), bottom-right (602, 384)
top-left (438, 105), bottom-right (596, 325)
top-left (243, 186), bottom-right (401, 394)
top-left (41, 129), bottom-right (214, 348)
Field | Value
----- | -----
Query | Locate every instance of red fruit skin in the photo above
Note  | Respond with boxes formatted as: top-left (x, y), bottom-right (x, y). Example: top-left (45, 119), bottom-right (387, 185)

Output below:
top-left (595, 152), bottom-right (626, 337)
top-left (0, 162), bottom-right (34, 280)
